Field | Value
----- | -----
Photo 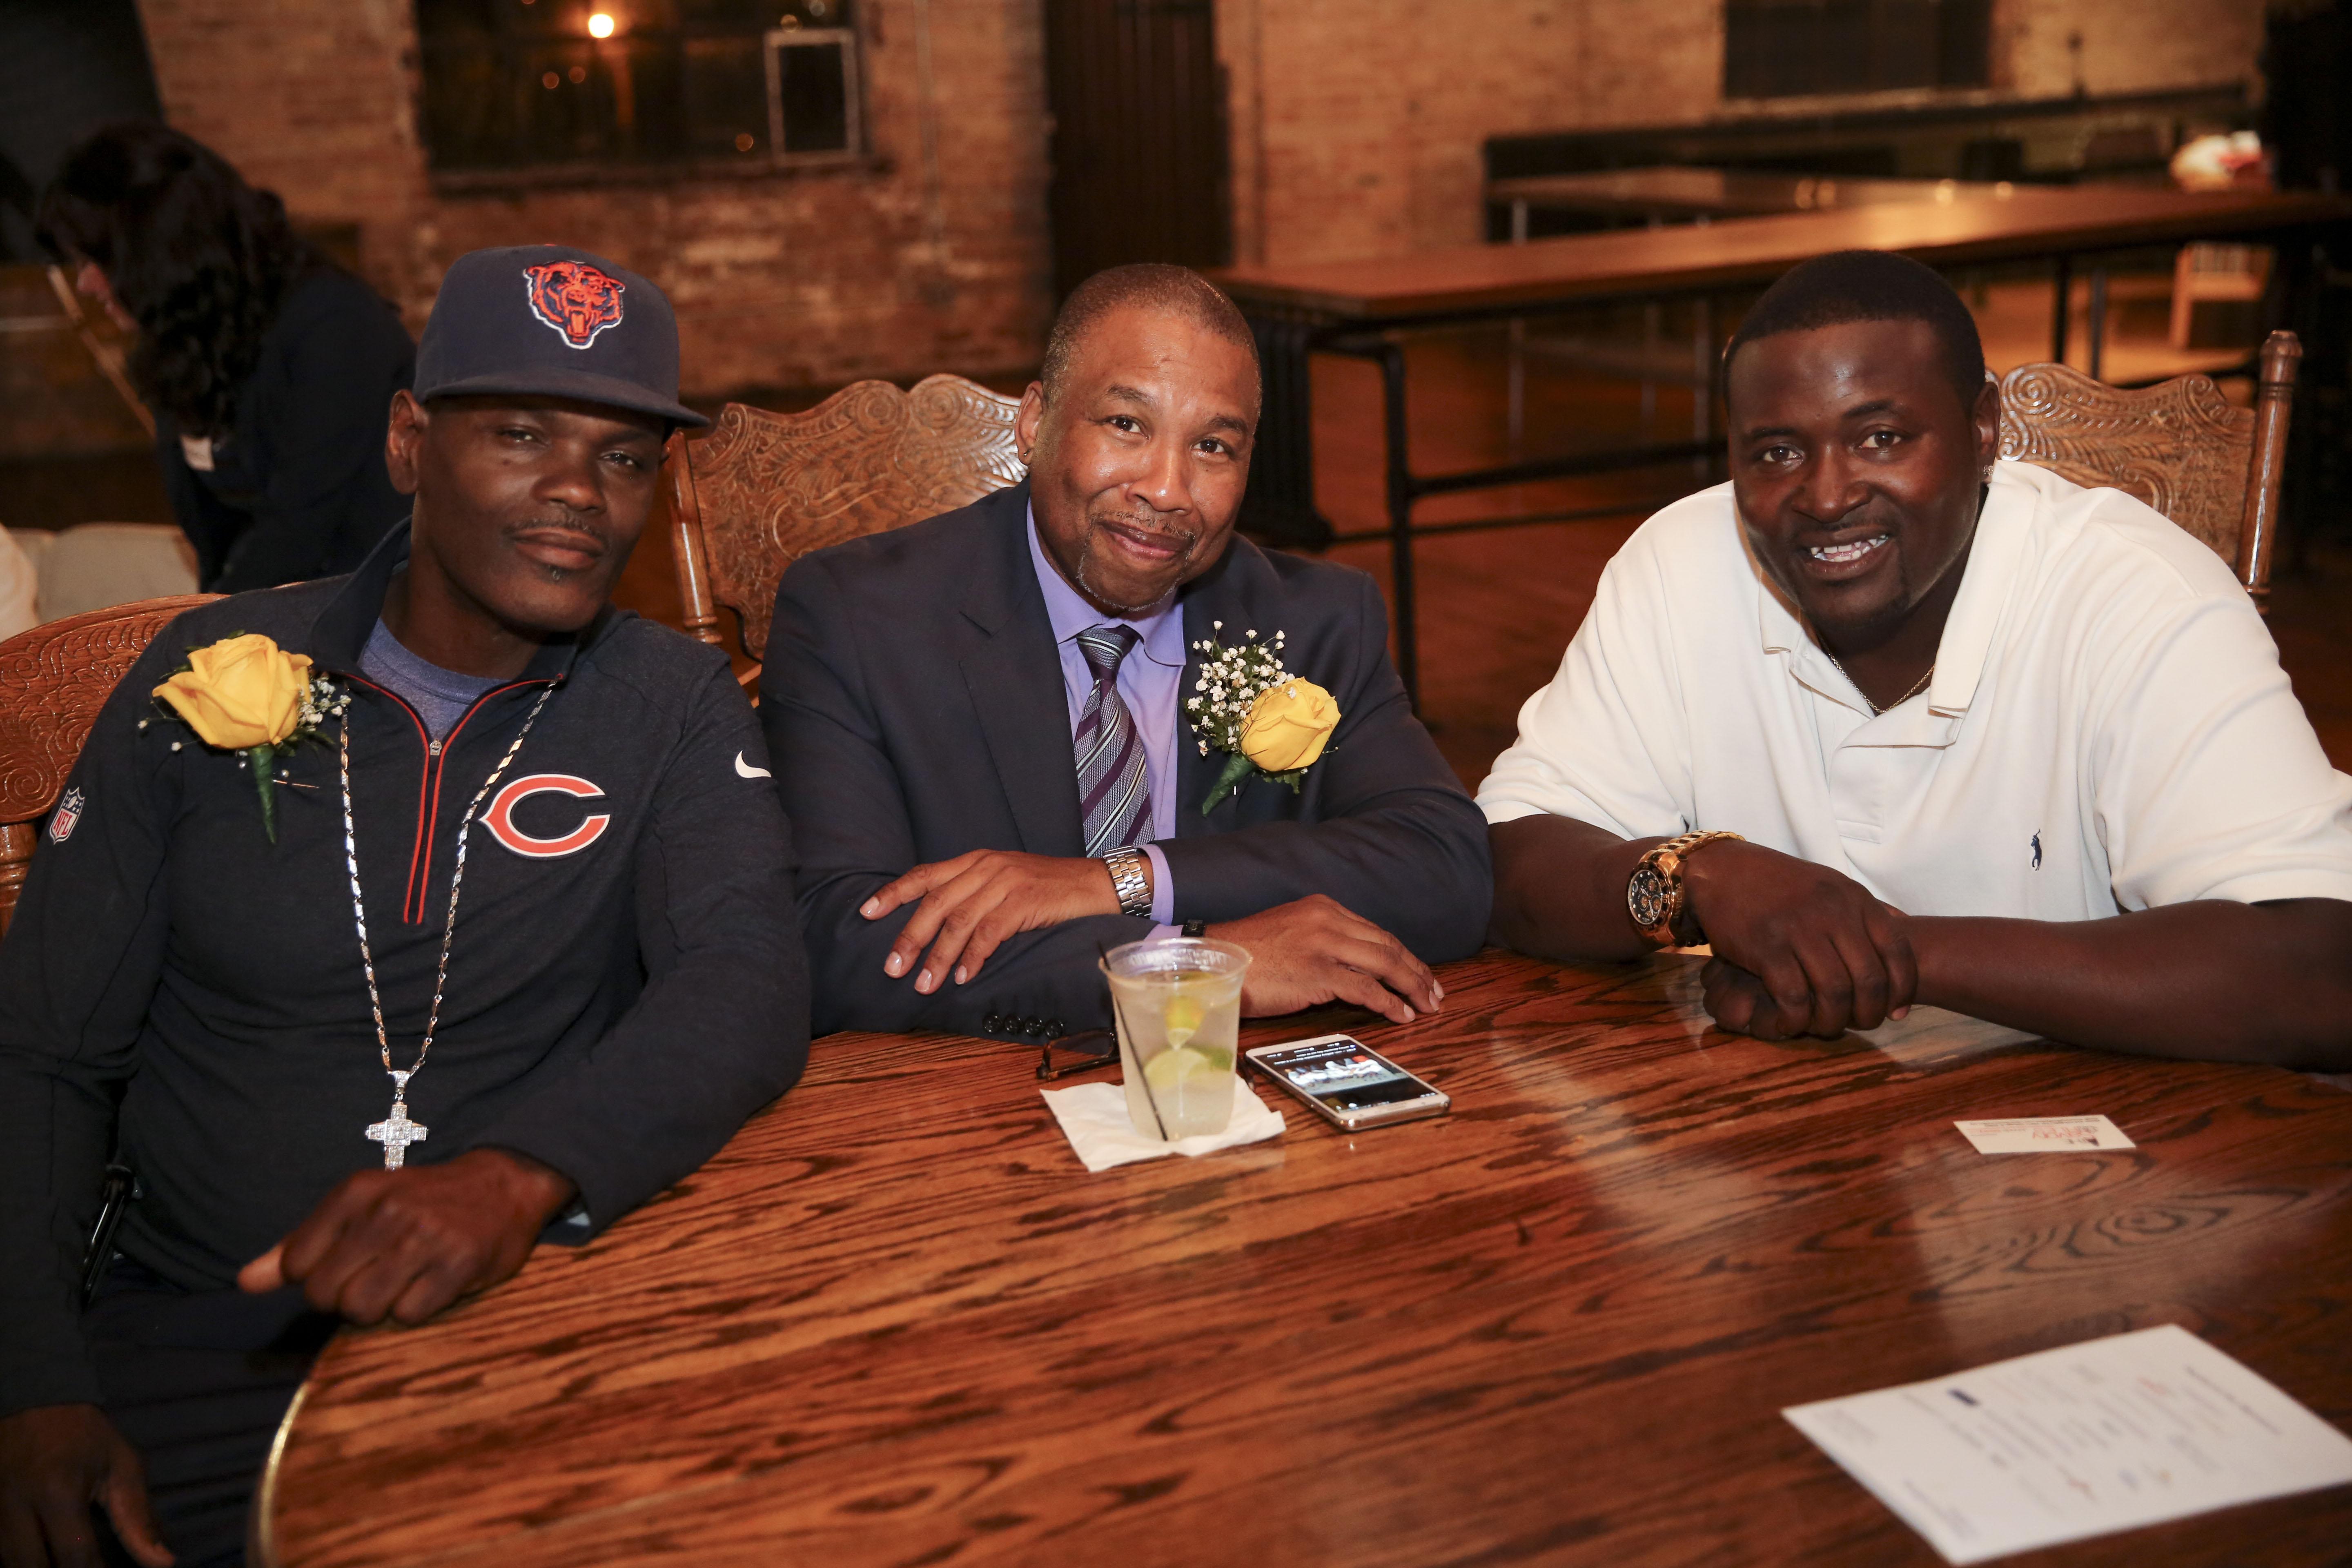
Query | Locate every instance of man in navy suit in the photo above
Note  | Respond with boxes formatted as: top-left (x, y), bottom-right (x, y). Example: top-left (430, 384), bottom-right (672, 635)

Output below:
top-left (764, 265), bottom-right (1490, 1039)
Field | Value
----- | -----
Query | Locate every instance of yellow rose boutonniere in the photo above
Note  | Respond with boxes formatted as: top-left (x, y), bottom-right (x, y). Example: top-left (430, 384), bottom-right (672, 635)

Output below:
top-left (151, 633), bottom-right (345, 841)
top-left (1185, 622), bottom-right (1341, 814)
top-left (1240, 679), bottom-right (1339, 773)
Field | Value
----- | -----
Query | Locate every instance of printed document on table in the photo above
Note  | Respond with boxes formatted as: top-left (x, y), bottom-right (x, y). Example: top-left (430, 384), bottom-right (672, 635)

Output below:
top-left (1784, 1325), bottom-right (2352, 1564)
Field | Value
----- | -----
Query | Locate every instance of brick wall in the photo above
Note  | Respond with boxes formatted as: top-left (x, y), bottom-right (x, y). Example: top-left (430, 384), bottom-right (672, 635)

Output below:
top-left (98, 0), bottom-right (2280, 384)
top-left (132, 0), bottom-right (1054, 400)
top-left (1218, 0), bottom-right (1717, 267)
top-left (1217, 0), bottom-right (2267, 267)
top-left (1994, 0), bottom-right (2266, 99)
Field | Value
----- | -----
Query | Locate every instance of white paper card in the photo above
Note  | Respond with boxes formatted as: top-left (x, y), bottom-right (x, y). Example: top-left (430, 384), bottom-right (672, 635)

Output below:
top-left (1785, 1325), bottom-right (2352, 1564)
top-left (1954, 1115), bottom-right (2134, 1154)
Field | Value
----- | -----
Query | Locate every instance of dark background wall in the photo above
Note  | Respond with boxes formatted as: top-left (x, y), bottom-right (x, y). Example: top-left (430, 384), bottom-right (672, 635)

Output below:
top-left (0, 0), bottom-right (162, 263)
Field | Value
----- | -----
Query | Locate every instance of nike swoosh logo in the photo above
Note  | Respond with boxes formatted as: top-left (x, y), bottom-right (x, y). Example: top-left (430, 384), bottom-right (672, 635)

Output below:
top-left (735, 751), bottom-right (772, 780)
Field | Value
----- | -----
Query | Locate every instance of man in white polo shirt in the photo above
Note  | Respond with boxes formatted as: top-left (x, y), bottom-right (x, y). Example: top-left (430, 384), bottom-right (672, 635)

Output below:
top-left (1482, 249), bottom-right (2352, 1067)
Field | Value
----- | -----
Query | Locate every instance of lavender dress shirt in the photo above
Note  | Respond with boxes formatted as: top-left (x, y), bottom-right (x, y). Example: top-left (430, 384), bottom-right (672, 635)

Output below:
top-left (1026, 507), bottom-right (1183, 926)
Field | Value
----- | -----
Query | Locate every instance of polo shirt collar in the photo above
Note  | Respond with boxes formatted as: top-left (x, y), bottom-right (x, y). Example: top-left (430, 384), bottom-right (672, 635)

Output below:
top-left (1920, 460), bottom-right (2034, 717)
top-left (1752, 461), bottom-right (2036, 736)
top-left (1024, 502), bottom-right (1187, 669)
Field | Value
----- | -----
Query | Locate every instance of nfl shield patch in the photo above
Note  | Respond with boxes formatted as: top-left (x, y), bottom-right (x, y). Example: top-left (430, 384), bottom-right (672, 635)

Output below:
top-left (49, 787), bottom-right (85, 844)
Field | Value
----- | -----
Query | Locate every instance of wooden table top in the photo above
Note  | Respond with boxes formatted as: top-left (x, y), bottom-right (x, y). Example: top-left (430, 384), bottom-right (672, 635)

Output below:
top-left (1212, 184), bottom-right (2352, 321)
top-left (258, 950), bottom-right (2352, 1568)
top-left (1487, 165), bottom-right (1997, 220)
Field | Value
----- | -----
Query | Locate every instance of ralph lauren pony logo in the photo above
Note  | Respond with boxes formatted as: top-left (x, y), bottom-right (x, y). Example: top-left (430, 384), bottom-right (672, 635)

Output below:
top-left (523, 261), bottom-right (626, 349)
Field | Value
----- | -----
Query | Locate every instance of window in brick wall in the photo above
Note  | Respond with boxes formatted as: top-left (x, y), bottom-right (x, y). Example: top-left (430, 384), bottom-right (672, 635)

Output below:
top-left (415, 0), bottom-right (862, 178)
top-left (1723, 0), bottom-right (1992, 100)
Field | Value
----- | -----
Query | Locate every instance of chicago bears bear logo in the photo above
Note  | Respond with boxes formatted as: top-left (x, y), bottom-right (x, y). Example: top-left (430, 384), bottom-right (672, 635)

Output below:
top-left (482, 774), bottom-right (611, 858)
top-left (522, 261), bottom-right (626, 350)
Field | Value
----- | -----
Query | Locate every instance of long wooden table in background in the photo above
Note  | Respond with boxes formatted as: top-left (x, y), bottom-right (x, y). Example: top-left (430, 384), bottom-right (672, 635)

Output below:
top-left (1213, 183), bottom-right (2352, 704)
top-left (1486, 166), bottom-right (2005, 233)
top-left (257, 950), bottom-right (2352, 1566)
top-left (1483, 169), bottom-right (2010, 464)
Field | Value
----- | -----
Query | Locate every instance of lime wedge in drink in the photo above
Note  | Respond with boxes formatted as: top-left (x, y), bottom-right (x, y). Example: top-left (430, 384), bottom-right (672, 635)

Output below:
top-left (1144, 1044), bottom-right (1227, 1098)
top-left (1163, 993), bottom-right (1206, 1049)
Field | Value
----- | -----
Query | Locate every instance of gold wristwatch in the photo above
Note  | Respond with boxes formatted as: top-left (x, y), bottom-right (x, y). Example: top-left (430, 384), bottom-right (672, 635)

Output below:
top-left (1626, 830), bottom-right (1744, 948)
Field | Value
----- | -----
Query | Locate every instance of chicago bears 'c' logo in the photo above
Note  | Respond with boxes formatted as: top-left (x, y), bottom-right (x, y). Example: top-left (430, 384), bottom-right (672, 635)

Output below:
top-left (482, 775), bottom-right (611, 858)
top-left (522, 261), bottom-right (626, 350)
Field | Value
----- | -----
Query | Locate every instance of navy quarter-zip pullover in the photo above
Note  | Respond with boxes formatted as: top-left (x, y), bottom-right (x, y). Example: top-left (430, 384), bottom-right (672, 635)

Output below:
top-left (0, 525), bottom-right (810, 1415)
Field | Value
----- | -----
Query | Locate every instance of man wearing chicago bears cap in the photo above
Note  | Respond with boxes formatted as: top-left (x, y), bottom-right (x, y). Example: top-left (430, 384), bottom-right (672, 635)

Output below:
top-left (0, 245), bottom-right (809, 1568)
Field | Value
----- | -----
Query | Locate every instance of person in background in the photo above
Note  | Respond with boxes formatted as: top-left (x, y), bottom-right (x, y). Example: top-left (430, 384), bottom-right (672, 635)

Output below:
top-left (34, 122), bottom-right (414, 593)
top-left (0, 529), bottom-right (36, 642)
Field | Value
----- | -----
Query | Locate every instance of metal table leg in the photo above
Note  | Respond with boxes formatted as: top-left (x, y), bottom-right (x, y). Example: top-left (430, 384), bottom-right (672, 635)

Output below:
top-left (1508, 198), bottom-right (1529, 454)
top-left (1691, 296), bottom-right (1713, 482)
top-left (2087, 267), bottom-right (2109, 381)
top-left (1377, 339), bottom-right (1419, 707)
top-left (2051, 254), bottom-right (2074, 365)
top-left (1239, 315), bottom-right (1333, 548)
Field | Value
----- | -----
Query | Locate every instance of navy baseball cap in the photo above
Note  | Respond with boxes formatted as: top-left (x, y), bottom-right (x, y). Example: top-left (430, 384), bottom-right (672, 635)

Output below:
top-left (412, 244), bottom-right (708, 429)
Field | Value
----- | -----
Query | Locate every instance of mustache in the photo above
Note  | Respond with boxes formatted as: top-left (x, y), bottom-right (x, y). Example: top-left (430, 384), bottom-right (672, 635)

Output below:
top-left (1089, 511), bottom-right (1199, 550)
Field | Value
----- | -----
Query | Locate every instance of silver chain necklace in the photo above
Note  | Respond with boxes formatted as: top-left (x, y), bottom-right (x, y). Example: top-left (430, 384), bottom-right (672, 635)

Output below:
top-left (1825, 651), bottom-right (1934, 717)
top-left (339, 686), bottom-right (555, 1168)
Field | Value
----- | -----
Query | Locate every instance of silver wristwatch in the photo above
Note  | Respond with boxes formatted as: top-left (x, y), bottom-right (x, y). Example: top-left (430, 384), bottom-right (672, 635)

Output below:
top-left (1102, 847), bottom-right (1153, 918)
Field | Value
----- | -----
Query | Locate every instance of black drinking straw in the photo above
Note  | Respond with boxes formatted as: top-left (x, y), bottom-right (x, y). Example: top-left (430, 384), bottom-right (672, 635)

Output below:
top-left (1099, 941), bottom-right (1174, 1142)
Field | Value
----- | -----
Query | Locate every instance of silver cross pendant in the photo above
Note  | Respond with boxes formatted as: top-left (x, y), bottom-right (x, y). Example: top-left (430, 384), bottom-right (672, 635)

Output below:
top-left (365, 1070), bottom-right (429, 1170)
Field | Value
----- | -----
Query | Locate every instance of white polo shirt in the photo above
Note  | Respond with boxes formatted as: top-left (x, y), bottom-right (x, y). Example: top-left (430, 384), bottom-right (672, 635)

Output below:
top-left (1477, 461), bottom-right (2352, 919)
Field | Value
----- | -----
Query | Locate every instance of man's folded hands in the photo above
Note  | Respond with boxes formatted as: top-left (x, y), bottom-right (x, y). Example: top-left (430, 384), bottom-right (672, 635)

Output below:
top-left (1684, 841), bottom-right (1918, 1039)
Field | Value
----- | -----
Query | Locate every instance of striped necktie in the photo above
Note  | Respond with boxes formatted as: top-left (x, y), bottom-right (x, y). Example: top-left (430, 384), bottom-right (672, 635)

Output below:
top-left (1074, 624), bottom-right (1152, 857)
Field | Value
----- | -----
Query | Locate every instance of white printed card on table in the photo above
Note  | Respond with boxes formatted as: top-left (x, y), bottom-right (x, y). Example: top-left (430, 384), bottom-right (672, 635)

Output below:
top-left (1953, 1115), bottom-right (2134, 1154)
top-left (1784, 1325), bottom-right (2352, 1564)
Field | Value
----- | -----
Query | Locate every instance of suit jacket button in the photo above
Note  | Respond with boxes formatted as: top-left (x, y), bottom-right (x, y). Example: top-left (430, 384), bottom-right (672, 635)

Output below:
top-left (983, 1013), bottom-right (1003, 1032)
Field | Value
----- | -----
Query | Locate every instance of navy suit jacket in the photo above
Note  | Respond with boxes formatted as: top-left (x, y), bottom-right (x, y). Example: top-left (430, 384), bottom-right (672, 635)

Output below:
top-left (762, 481), bottom-right (1491, 1037)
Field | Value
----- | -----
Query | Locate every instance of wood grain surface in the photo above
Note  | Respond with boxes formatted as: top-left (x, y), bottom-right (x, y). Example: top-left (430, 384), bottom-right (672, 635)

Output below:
top-left (259, 950), bottom-right (2352, 1568)
top-left (1210, 185), bottom-right (2352, 320)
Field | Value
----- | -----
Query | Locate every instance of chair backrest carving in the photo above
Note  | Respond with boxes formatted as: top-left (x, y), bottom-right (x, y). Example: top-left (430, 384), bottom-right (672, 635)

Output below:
top-left (0, 593), bottom-right (218, 935)
top-left (1996, 330), bottom-right (2298, 604)
top-left (667, 374), bottom-right (1025, 663)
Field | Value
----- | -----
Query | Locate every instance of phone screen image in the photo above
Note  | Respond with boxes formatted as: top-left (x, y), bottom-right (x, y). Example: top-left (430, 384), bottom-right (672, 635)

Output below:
top-left (1255, 1037), bottom-right (1435, 1113)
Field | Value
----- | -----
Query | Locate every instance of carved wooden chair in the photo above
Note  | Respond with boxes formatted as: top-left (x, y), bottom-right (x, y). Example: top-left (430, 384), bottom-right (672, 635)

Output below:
top-left (0, 594), bottom-right (217, 937)
top-left (664, 374), bottom-right (1026, 685)
top-left (1997, 330), bottom-right (2299, 609)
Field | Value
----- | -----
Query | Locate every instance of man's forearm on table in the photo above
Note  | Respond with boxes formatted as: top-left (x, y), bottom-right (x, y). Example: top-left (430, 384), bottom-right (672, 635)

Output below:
top-left (1162, 804), bottom-right (1491, 958)
top-left (1487, 816), bottom-right (1661, 963)
top-left (1910, 899), bottom-right (2352, 1069)
top-left (803, 881), bottom-right (1140, 1036)
top-left (480, 957), bottom-right (807, 1225)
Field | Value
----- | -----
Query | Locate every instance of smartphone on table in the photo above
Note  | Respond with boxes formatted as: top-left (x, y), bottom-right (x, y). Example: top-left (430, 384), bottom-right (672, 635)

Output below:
top-left (1244, 1033), bottom-right (1449, 1130)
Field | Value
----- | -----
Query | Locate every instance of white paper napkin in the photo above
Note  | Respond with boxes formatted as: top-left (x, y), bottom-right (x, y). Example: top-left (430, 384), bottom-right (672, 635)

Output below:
top-left (1040, 1074), bottom-right (1285, 1173)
